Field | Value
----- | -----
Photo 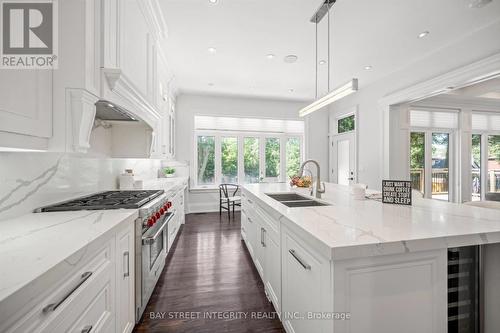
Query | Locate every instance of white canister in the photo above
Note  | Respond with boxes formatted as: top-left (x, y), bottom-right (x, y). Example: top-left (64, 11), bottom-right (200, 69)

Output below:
top-left (350, 184), bottom-right (367, 200)
top-left (119, 169), bottom-right (135, 190)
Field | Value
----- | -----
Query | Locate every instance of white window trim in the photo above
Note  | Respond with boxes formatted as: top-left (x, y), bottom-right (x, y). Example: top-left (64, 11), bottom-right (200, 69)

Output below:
top-left (193, 130), bottom-right (304, 189)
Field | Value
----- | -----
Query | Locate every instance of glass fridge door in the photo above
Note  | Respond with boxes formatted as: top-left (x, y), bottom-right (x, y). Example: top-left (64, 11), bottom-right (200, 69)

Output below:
top-left (448, 246), bottom-right (481, 333)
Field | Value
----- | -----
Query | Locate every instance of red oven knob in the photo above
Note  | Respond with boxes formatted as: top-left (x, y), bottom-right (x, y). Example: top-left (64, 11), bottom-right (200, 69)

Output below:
top-left (155, 212), bottom-right (161, 219)
top-left (167, 201), bottom-right (172, 209)
top-left (163, 203), bottom-right (169, 211)
top-left (151, 215), bottom-right (157, 223)
top-left (147, 218), bottom-right (154, 227)
top-left (160, 207), bottom-right (165, 215)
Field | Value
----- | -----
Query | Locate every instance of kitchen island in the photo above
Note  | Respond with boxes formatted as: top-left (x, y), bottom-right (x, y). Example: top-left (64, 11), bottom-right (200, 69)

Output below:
top-left (241, 182), bottom-right (500, 333)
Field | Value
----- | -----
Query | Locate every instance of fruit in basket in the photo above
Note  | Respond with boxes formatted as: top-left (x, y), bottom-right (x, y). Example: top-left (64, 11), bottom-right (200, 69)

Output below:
top-left (290, 175), bottom-right (312, 188)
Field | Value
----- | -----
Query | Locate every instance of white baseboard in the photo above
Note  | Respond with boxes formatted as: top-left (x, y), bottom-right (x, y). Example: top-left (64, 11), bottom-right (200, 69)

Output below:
top-left (187, 202), bottom-right (241, 214)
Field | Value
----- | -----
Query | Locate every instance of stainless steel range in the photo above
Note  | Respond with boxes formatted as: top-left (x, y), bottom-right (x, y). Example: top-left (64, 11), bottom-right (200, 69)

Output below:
top-left (35, 190), bottom-right (175, 323)
top-left (134, 192), bottom-right (173, 322)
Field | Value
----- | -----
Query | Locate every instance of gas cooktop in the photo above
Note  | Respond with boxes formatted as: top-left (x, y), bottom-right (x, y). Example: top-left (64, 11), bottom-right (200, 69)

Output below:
top-left (36, 190), bottom-right (164, 212)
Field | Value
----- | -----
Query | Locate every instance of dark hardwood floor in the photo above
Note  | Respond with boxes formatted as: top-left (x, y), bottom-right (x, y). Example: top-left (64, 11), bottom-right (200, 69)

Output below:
top-left (134, 212), bottom-right (285, 333)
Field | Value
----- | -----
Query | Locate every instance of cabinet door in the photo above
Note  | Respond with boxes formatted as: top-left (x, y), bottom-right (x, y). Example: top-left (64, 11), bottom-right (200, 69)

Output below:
top-left (244, 212), bottom-right (257, 260)
top-left (282, 228), bottom-right (330, 333)
top-left (0, 70), bottom-right (52, 147)
top-left (264, 229), bottom-right (281, 313)
top-left (252, 217), bottom-right (265, 281)
top-left (116, 223), bottom-right (135, 333)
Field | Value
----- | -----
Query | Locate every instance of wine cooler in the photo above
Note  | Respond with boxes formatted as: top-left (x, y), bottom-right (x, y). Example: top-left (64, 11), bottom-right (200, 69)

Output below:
top-left (448, 246), bottom-right (482, 333)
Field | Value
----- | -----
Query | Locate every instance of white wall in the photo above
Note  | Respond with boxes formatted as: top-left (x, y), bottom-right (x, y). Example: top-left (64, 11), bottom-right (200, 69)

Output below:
top-left (175, 93), bottom-right (317, 213)
top-left (328, 19), bottom-right (500, 190)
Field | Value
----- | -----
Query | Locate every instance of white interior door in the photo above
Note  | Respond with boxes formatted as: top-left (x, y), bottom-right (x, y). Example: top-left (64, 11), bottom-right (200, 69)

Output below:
top-left (332, 133), bottom-right (356, 185)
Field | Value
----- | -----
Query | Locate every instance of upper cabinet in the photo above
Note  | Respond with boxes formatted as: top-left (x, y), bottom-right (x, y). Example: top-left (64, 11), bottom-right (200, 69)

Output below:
top-left (0, 71), bottom-right (52, 150)
top-left (0, 0), bottom-right (176, 156)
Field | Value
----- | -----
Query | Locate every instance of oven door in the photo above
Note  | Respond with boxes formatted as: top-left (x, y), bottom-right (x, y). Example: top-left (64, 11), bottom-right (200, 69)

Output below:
top-left (140, 212), bottom-right (172, 312)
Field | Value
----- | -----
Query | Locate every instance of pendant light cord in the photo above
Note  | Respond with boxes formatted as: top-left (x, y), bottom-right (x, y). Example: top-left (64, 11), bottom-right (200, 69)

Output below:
top-left (327, 2), bottom-right (330, 92)
top-left (315, 16), bottom-right (318, 100)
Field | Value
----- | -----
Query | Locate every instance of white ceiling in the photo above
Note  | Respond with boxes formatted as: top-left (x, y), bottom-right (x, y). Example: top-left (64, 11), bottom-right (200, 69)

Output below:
top-left (159, 0), bottom-right (500, 101)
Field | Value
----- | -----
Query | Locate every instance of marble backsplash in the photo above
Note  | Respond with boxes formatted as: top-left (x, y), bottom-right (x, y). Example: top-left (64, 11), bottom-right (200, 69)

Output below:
top-left (0, 152), bottom-right (164, 220)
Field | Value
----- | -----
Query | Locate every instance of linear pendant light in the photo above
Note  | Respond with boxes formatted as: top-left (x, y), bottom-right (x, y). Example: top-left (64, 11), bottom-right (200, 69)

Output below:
top-left (299, 79), bottom-right (358, 117)
top-left (299, 0), bottom-right (358, 117)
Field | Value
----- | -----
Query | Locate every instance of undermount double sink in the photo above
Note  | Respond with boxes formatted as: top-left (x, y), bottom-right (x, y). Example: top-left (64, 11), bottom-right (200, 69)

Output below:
top-left (265, 192), bottom-right (331, 207)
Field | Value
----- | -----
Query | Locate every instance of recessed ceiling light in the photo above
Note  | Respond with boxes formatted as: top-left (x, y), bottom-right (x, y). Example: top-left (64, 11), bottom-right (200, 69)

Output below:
top-left (208, 82), bottom-right (214, 87)
top-left (364, 65), bottom-right (372, 70)
top-left (208, 47), bottom-right (217, 54)
top-left (284, 55), bottom-right (298, 63)
top-left (418, 31), bottom-right (430, 39)
top-left (319, 60), bottom-right (327, 65)
top-left (208, 0), bottom-right (218, 4)
top-left (266, 54), bottom-right (275, 59)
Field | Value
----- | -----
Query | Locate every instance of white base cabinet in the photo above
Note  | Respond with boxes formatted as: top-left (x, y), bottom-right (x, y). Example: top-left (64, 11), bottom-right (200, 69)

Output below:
top-left (281, 225), bottom-right (333, 333)
top-left (0, 215), bottom-right (136, 333)
top-left (241, 188), bottom-right (450, 333)
top-left (241, 191), bottom-right (281, 314)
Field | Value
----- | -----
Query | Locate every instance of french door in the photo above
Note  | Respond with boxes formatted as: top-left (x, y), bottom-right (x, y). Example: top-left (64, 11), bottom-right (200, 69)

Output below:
top-left (410, 130), bottom-right (454, 201)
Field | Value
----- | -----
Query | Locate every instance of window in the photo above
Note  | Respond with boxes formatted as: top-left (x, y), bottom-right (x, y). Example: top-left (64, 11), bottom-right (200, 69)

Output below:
top-left (221, 137), bottom-right (238, 183)
top-left (265, 138), bottom-right (280, 179)
top-left (197, 136), bottom-right (215, 185)
top-left (410, 132), bottom-right (425, 195)
top-left (194, 116), bottom-right (304, 187)
top-left (244, 137), bottom-right (260, 183)
top-left (286, 137), bottom-right (301, 178)
top-left (471, 134), bottom-right (481, 201)
top-left (337, 114), bottom-right (355, 133)
top-left (487, 135), bottom-right (500, 198)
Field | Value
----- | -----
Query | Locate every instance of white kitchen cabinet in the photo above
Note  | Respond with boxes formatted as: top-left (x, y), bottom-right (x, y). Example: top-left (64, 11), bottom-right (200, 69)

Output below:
top-left (0, 215), bottom-right (137, 333)
top-left (241, 191), bottom-right (281, 313)
top-left (281, 225), bottom-right (333, 333)
top-left (116, 222), bottom-right (135, 333)
top-left (0, 69), bottom-right (53, 151)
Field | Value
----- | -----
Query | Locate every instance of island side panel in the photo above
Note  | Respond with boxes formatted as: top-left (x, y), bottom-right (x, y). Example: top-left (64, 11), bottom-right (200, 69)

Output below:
top-left (333, 249), bottom-right (447, 333)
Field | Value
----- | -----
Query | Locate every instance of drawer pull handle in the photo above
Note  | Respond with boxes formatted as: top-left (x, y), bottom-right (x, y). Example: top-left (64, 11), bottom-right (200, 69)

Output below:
top-left (81, 325), bottom-right (93, 333)
top-left (247, 199), bottom-right (253, 204)
top-left (289, 249), bottom-right (311, 270)
top-left (43, 271), bottom-right (93, 313)
top-left (124, 251), bottom-right (130, 278)
top-left (247, 217), bottom-right (253, 223)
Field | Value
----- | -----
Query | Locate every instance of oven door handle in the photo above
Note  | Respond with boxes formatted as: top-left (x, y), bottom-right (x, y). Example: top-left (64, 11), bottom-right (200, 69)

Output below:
top-left (142, 213), bottom-right (172, 245)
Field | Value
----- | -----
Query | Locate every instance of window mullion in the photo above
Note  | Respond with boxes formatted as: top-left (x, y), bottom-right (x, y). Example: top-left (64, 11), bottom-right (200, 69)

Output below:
top-left (215, 135), bottom-right (221, 185)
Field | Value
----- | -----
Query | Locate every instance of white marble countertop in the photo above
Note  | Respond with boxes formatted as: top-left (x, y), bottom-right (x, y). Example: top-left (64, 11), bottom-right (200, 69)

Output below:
top-left (0, 176), bottom-right (188, 303)
top-left (243, 183), bottom-right (500, 260)
top-left (0, 209), bottom-right (138, 303)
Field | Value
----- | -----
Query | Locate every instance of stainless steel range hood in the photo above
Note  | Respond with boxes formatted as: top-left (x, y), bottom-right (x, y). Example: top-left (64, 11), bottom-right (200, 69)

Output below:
top-left (95, 100), bottom-right (138, 121)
